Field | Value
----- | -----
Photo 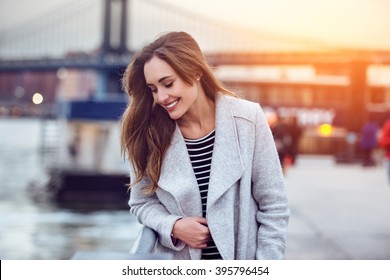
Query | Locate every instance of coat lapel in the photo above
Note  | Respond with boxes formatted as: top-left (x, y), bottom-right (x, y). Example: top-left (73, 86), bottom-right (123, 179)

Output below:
top-left (207, 95), bottom-right (244, 209)
top-left (157, 95), bottom-right (244, 217)
top-left (157, 125), bottom-right (203, 217)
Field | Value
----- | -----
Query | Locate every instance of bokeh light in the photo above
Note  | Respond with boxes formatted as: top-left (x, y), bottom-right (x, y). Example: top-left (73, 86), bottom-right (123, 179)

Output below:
top-left (319, 123), bottom-right (332, 136)
top-left (32, 92), bottom-right (44, 105)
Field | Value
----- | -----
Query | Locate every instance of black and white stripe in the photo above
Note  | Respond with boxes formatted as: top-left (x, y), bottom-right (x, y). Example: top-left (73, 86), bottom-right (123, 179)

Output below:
top-left (185, 130), bottom-right (222, 260)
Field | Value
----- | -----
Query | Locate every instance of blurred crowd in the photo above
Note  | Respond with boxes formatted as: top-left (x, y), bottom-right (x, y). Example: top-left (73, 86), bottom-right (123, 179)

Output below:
top-left (266, 110), bottom-right (390, 184)
top-left (267, 113), bottom-right (302, 172)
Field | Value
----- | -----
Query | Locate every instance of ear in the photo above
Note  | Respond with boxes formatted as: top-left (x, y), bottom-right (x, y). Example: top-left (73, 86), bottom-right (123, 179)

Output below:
top-left (196, 73), bottom-right (203, 81)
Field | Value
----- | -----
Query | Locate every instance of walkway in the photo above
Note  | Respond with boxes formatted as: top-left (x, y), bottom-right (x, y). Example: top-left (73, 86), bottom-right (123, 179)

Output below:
top-left (284, 155), bottom-right (390, 259)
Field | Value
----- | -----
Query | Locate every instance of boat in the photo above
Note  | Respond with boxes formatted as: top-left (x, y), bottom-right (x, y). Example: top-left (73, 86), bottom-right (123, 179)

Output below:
top-left (32, 96), bottom-right (131, 210)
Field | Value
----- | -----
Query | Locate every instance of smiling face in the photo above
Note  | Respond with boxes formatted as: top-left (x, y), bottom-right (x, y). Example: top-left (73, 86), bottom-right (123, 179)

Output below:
top-left (144, 55), bottom-right (204, 121)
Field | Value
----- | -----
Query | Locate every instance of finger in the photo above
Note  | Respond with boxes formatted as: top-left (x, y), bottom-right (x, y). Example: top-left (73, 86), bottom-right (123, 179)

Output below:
top-left (191, 242), bottom-right (208, 249)
top-left (195, 217), bottom-right (208, 225)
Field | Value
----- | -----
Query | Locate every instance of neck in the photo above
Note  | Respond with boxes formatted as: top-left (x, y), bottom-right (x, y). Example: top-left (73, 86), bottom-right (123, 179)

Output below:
top-left (177, 96), bottom-right (215, 139)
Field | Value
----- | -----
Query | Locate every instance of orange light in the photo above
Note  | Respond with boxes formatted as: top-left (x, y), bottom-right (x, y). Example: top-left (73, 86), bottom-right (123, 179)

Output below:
top-left (319, 124), bottom-right (332, 136)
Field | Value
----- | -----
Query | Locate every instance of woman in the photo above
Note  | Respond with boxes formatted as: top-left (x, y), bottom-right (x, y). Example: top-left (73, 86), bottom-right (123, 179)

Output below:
top-left (120, 31), bottom-right (289, 260)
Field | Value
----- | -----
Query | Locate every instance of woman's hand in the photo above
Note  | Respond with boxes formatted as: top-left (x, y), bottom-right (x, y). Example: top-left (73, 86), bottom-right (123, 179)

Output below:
top-left (172, 217), bottom-right (210, 248)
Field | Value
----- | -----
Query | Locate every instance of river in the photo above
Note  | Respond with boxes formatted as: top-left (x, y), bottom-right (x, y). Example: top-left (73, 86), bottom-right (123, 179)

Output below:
top-left (0, 118), bottom-right (142, 260)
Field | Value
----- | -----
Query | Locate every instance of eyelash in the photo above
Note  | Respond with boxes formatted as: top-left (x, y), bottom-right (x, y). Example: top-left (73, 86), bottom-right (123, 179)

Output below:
top-left (149, 82), bottom-right (173, 94)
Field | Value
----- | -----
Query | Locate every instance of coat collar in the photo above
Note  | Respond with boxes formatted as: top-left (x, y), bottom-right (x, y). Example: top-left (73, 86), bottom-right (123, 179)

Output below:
top-left (207, 94), bottom-right (244, 209)
top-left (157, 94), bottom-right (244, 216)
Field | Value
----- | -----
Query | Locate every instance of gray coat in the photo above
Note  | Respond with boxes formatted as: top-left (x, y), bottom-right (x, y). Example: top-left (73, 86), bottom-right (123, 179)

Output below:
top-left (129, 94), bottom-right (290, 260)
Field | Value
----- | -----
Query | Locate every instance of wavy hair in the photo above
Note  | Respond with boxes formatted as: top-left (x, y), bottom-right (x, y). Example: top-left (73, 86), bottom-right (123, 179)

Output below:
top-left (120, 31), bottom-right (233, 193)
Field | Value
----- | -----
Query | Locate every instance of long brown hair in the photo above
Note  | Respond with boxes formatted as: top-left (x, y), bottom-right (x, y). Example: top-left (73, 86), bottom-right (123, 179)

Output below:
top-left (120, 31), bottom-right (233, 193)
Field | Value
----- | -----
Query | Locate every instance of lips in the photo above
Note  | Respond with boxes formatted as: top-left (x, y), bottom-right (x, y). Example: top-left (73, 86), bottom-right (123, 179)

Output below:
top-left (165, 99), bottom-right (178, 111)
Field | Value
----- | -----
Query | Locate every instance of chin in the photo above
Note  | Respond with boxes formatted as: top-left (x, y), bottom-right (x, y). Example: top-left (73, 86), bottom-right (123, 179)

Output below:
top-left (167, 111), bottom-right (185, 121)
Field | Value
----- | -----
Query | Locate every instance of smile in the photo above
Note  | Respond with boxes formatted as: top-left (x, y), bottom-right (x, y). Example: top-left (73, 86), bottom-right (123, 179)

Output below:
top-left (166, 100), bottom-right (178, 110)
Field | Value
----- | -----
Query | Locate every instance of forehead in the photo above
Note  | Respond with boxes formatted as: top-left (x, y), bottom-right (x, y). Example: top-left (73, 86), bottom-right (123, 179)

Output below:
top-left (144, 56), bottom-right (176, 84)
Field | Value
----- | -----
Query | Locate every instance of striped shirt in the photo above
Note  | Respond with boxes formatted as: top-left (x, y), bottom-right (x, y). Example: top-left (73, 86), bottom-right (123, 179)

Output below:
top-left (184, 130), bottom-right (222, 260)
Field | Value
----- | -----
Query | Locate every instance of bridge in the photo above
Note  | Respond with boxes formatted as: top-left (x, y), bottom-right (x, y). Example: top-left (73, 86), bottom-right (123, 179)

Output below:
top-left (2, 0), bottom-right (390, 69)
top-left (1, 0), bottom-right (390, 132)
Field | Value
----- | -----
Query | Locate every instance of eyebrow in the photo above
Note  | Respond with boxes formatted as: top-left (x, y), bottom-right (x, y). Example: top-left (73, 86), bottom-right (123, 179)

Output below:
top-left (146, 75), bottom-right (173, 87)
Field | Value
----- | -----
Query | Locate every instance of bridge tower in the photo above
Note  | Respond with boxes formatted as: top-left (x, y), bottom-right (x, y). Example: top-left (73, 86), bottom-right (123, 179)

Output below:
top-left (102, 0), bottom-right (128, 54)
top-left (96, 0), bottom-right (129, 100)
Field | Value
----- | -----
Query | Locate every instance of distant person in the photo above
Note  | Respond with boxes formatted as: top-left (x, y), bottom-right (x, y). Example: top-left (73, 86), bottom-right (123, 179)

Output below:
top-left (380, 118), bottom-right (390, 182)
top-left (270, 114), bottom-right (288, 169)
top-left (120, 31), bottom-right (290, 259)
top-left (68, 125), bottom-right (81, 165)
top-left (359, 120), bottom-right (379, 166)
top-left (285, 116), bottom-right (302, 166)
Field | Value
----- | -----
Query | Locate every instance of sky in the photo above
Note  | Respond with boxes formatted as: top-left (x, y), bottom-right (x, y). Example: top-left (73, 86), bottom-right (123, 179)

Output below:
top-left (0, 0), bottom-right (390, 50)
top-left (163, 0), bottom-right (390, 49)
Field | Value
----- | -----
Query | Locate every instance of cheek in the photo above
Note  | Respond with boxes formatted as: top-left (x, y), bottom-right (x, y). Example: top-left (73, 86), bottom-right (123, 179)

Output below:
top-left (187, 87), bottom-right (199, 101)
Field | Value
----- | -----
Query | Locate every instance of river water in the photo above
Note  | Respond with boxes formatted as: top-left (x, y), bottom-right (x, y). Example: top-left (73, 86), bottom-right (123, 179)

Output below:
top-left (0, 118), bottom-right (142, 260)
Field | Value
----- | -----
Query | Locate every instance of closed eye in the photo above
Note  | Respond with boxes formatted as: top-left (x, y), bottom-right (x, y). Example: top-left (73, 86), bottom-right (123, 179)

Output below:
top-left (165, 82), bottom-right (173, 88)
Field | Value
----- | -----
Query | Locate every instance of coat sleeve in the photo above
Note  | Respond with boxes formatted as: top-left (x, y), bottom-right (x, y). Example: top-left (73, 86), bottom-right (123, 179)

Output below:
top-left (128, 163), bottom-right (185, 251)
top-left (251, 104), bottom-right (290, 259)
top-left (380, 121), bottom-right (390, 149)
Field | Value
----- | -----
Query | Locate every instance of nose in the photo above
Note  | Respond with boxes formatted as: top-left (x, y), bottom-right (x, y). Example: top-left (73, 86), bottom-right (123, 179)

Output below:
top-left (156, 89), bottom-right (169, 104)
